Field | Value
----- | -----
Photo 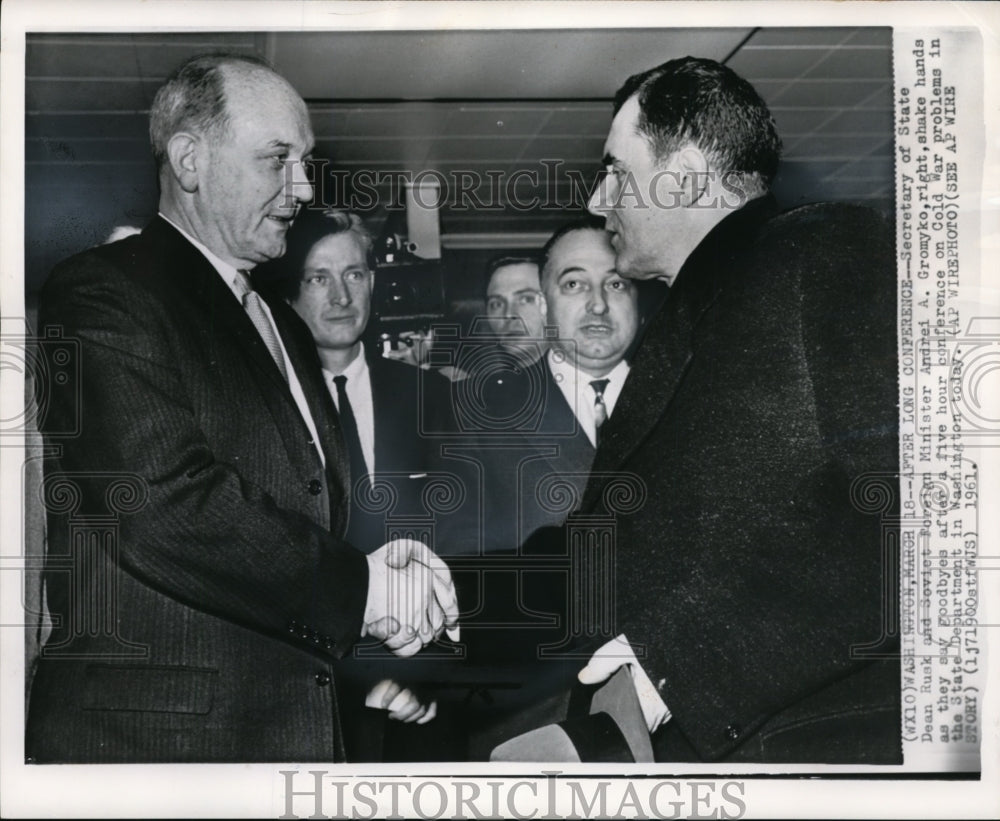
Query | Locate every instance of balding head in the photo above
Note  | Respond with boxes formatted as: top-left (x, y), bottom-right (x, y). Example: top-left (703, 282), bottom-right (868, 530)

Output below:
top-left (151, 53), bottom-right (315, 269)
top-left (149, 53), bottom-right (300, 174)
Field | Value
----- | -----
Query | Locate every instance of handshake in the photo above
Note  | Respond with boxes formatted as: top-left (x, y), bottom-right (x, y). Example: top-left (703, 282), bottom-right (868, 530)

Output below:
top-left (362, 539), bottom-right (460, 657)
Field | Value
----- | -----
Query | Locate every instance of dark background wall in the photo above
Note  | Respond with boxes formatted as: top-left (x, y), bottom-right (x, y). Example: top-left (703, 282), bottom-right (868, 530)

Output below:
top-left (25, 27), bottom-right (894, 313)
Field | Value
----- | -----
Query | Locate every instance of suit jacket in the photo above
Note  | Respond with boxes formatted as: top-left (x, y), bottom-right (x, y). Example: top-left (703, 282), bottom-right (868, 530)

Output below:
top-left (577, 196), bottom-right (901, 763)
top-left (26, 217), bottom-right (369, 763)
top-left (338, 355), bottom-right (453, 553)
top-left (440, 355), bottom-right (596, 558)
top-left (436, 356), bottom-right (596, 678)
top-left (314, 355), bottom-right (458, 760)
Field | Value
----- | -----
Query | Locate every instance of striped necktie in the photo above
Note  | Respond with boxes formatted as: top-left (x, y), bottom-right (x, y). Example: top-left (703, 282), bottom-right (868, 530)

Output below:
top-left (234, 270), bottom-right (288, 381)
top-left (590, 378), bottom-right (610, 446)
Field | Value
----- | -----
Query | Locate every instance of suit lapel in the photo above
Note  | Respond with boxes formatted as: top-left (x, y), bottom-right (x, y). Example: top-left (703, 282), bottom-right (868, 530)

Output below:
top-left (367, 358), bottom-right (395, 472)
top-left (265, 294), bottom-right (352, 503)
top-left (582, 196), bottom-right (778, 512)
top-left (584, 290), bottom-right (695, 508)
top-left (143, 219), bottom-right (329, 478)
top-left (539, 360), bottom-right (595, 459)
top-left (144, 219), bottom-right (292, 395)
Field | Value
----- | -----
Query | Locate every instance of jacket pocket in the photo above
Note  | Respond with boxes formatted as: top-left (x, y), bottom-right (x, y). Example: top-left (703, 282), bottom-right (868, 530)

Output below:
top-left (80, 663), bottom-right (218, 715)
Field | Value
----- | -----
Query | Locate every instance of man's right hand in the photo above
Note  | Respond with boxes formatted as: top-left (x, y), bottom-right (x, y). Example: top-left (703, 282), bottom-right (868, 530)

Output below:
top-left (362, 539), bottom-right (460, 656)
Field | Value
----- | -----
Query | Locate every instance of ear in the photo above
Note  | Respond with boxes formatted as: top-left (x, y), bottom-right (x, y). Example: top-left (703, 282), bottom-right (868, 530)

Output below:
top-left (165, 132), bottom-right (201, 193)
top-left (673, 145), bottom-right (711, 207)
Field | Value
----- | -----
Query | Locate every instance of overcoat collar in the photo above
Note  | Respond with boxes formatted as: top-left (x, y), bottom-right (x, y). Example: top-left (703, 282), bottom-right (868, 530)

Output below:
top-left (582, 195), bottom-right (778, 511)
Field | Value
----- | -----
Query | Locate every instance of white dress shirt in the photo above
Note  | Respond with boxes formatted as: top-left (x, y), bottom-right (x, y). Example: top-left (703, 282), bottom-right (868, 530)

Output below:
top-left (547, 349), bottom-right (630, 447)
top-left (322, 344), bottom-right (376, 479)
top-left (159, 213), bottom-right (324, 467)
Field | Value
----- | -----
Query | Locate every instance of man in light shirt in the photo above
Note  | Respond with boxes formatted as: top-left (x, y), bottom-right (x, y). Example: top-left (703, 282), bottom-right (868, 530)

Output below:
top-left (279, 209), bottom-right (460, 760)
top-left (448, 218), bottom-right (640, 757)
top-left (539, 218), bottom-right (639, 450)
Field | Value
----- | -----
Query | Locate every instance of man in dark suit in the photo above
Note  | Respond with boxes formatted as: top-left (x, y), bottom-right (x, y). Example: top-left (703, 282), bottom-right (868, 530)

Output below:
top-left (567, 56), bottom-right (900, 763)
top-left (277, 209), bottom-right (464, 756)
top-left (26, 54), bottom-right (456, 763)
top-left (446, 222), bottom-right (641, 756)
top-left (516, 219), bottom-right (640, 542)
top-left (483, 256), bottom-right (548, 367)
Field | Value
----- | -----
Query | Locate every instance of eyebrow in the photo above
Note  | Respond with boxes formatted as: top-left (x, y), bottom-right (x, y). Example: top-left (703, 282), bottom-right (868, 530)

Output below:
top-left (261, 139), bottom-right (314, 157)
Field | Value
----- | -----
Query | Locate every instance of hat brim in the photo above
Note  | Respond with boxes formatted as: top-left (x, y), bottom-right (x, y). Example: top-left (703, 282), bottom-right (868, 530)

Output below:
top-left (490, 667), bottom-right (653, 762)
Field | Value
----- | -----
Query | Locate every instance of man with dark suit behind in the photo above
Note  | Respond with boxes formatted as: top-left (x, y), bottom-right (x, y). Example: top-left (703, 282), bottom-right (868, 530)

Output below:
top-left (26, 54), bottom-right (456, 763)
top-left (446, 223), bottom-right (642, 757)
top-left (275, 209), bottom-right (463, 759)
top-left (562, 56), bottom-right (901, 763)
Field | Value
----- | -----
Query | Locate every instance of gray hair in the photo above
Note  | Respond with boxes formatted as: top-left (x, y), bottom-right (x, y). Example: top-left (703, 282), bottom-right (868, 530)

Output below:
top-left (148, 53), bottom-right (272, 171)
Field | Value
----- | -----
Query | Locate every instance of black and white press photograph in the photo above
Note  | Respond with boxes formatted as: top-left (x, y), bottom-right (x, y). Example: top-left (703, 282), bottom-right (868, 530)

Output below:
top-left (1, 1), bottom-right (997, 818)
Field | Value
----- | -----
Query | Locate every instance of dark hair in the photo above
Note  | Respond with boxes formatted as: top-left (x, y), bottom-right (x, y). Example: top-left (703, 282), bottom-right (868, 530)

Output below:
top-left (483, 255), bottom-right (539, 297)
top-left (265, 210), bottom-right (375, 300)
top-left (539, 215), bottom-right (609, 288)
top-left (614, 56), bottom-right (781, 194)
top-left (148, 53), bottom-right (273, 171)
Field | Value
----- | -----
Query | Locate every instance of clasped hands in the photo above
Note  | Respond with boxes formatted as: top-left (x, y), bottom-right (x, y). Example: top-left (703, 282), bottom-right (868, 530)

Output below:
top-left (362, 538), bottom-right (459, 657)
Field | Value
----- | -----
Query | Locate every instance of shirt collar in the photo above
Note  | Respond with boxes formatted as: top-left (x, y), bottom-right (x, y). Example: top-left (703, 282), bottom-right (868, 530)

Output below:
top-left (547, 348), bottom-right (629, 390)
top-left (322, 343), bottom-right (369, 383)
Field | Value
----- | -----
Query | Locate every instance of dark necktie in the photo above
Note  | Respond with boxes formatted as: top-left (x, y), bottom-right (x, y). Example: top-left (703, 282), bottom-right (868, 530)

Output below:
top-left (589, 378), bottom-right (610, 447)
top-left (234, 270), bottom-right (288, 381)
top-left (332, 374), bottom-right (369, 491)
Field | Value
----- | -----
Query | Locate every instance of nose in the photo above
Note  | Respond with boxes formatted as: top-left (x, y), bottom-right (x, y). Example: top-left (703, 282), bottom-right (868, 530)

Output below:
top-left (288, 159), bottom-right (314, 206)
top-left (587, 174), bottom-right (612, 217)
top-left (327, 277), bottom-right (352, 307)
top-left (588, 289), bottom-right (608, 316)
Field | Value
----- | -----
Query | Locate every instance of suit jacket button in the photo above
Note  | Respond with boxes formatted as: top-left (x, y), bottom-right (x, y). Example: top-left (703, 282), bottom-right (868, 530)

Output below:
top-left (314, 671), bottom-right (331, 686)
top-left (307, 479), bottom-right (323, 495)
top-left (725, 724), bottom-right (742, 741)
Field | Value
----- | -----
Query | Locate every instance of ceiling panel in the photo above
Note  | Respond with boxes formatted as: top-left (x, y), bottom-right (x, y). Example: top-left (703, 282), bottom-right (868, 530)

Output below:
top-left (539, 107), bottom-right (615, 137)
top-left (747, 28), bottom-right (860, 47)
top-left (726, 47), bottom-right (829, 79)
top-left (770, 79), bottom-right (891, 108)
top-left (844, 28), bottom-right (895, 46)
top-left (24, 27), bottom-right (895, 294)
top-left (784, 135), bottom-right (890, 159)
top-left (816, 108), bottom-right (895, 134)
top-left (26, 33), bottom-right (260, 78)
top-left (445, 107), bottom-right (554, 137)
top-left (803, 46), bottom-right (893, 79)
top-left (27, 78), bottom-right (164, 111)
top-left (273, 29), bottom-right (752, 100)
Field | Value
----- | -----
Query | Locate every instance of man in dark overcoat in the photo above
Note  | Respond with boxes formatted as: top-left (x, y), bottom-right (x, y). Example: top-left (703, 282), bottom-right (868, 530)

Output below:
top-left (572, 56), bottom-right (900, 763)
